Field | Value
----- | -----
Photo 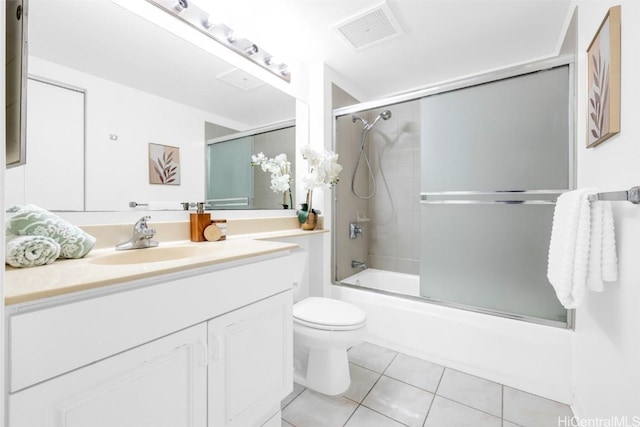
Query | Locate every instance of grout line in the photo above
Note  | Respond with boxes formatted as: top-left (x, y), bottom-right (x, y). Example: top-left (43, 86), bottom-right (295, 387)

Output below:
top-left (340, 403), bottom-right (359, 427)
top-left (422, 369), bottom-right (444, 426)
top-left (435, 394), bottom-right (502, 420)
top-left (357, 370), bottom-right (384, 405)
top-left (501, 384), bottom-right (504, 420)
top-left (434, 367), bottom-right (446, 394)
top-left (281, 385), bottom-right (306, 411)
top-left (380, 373), bottom-right (438, 395)
top-left (381, 351), bottom-right (399, 374)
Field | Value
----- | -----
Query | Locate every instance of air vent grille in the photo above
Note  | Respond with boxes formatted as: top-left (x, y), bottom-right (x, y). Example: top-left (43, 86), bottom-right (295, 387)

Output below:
top-left (216, 68), bottom-right (264, 91)
top-left (335, 3), bottom-right (403, 50)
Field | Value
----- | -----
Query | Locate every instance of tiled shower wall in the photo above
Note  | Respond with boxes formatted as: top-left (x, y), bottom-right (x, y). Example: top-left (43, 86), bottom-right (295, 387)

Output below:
top-left (367, 101), bottom-right (421, 274)
top-left (335, 99), bottom-right (421, 279)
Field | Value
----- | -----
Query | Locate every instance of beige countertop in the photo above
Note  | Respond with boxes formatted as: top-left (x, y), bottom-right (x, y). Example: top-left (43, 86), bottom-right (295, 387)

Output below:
top-left (5, 228), bottom-right (327, 306)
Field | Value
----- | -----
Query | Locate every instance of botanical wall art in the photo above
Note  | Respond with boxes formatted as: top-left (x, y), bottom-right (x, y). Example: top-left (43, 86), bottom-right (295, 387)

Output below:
top-left (149, 143), bottom-right (180, 185)
top-left (586, 5), bottom-right (621, 148)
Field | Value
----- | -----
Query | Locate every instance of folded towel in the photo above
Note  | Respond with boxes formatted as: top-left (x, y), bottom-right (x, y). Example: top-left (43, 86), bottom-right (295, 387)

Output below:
top-left (7, 204), bottom-right (96, 259)
top-left (547, 189), bottom-right (594, 308)
top-left (5, 232), bottom-right (60, 268)
top-left (587, 201), bottom-right (618, 291)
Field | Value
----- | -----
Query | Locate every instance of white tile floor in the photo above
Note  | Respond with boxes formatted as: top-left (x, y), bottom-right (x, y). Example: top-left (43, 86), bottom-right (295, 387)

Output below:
top-left (281, 342), bottom-right (573, 427)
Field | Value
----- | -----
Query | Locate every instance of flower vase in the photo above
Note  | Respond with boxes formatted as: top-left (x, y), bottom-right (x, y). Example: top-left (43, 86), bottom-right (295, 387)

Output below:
top-left (301, 210), bottom-right (318, 230)
top-left (298, 190), bottom-right (317, 230)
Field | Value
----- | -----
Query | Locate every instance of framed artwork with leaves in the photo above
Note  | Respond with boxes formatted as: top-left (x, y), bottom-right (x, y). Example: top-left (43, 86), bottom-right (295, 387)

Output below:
top-left (586, 5), bottom-right (621, 148)
top-left (149, 143), bottom-right (180, 185)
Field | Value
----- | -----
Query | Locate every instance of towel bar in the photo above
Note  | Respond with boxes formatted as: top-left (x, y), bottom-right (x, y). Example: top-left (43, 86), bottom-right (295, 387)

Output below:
top-left (588, 186), bottom-right (640, 204)
top-left (128, 201), bottom-right (148, 208)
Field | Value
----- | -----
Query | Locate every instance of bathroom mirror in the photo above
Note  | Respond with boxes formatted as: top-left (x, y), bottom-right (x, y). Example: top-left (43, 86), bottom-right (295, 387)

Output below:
top-left (4, 0), bottom-right (296, 212)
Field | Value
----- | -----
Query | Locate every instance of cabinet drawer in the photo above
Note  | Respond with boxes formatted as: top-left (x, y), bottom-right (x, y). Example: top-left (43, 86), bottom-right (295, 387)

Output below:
top-left (9, 254), bottom-right (292, 392)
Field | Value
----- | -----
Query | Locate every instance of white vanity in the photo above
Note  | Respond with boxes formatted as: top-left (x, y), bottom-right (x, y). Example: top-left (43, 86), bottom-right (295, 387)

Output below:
top-left (4, 236), bottom-right (309, 427)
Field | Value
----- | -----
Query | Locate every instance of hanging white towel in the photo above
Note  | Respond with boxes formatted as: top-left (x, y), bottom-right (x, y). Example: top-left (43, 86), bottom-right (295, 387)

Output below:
top-left (587, 201), bottom-right (618, 291)
top-left (547, 189), bottom-right (594, 309)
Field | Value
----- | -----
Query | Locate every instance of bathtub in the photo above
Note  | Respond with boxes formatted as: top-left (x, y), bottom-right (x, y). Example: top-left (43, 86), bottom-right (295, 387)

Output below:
top-left (341, 268), bottom-right (420, 296)
top-left (334, 269), bottom-right (575, 404)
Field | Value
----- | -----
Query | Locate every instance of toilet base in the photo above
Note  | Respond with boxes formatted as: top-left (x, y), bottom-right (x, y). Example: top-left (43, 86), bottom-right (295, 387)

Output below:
top-left (294, 347), bottom-right (351, 396)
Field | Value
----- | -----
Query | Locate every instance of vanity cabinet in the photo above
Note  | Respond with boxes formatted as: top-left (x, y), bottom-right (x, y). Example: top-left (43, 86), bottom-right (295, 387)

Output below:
top-left (6, 252), bottom-right (294, 427)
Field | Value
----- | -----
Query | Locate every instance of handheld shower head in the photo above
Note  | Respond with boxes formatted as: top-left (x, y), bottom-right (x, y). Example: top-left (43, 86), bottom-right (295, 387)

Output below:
top-left (367, 110), bottom-right (392, 130)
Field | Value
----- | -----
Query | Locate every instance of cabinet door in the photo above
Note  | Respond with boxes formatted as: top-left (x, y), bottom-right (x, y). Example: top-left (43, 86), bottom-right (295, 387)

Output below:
top-left (208, 291), bottom-right (293, 427)
top-left (10, 324), bottom-right (207, 427)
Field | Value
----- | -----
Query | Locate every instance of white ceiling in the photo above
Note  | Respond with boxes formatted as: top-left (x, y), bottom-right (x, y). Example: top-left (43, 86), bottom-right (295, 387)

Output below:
top-left (201, 0), bottom-right (575, 100)
top-left (29, 0), bottom-right (574, 119)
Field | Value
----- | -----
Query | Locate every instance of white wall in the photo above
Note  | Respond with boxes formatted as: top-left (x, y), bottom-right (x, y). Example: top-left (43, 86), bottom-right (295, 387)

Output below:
top-left (573, 1), bottom-right (640, 419)
top-left (28, 56), bottom-right (248, 211)
top-left (1, 1), bottom-right (7, 422)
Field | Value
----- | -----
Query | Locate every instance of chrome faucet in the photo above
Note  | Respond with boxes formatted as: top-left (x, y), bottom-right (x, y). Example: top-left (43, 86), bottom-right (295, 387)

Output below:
top-left (116, 216), bottom-right (158, 250)
top-left (351, 260), bottom-right (367, 270)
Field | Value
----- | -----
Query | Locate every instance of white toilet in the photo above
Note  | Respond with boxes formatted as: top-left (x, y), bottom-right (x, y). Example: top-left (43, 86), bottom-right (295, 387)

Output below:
top-left (292, 297), bottom-right (366, 395)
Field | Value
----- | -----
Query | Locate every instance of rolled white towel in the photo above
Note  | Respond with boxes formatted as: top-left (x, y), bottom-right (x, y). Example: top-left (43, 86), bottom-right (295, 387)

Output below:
top-left (5, 232), bottom-right (60, 268)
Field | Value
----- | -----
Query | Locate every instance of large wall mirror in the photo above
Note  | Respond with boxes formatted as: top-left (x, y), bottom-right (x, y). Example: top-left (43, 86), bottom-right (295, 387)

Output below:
top-left (4, 0), bottom-right (297, 212)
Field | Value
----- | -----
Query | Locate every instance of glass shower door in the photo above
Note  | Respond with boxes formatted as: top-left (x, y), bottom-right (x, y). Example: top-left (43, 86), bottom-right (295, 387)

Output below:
top-left (419, 65), bottom-right (571, 325)
top-left (207, 136), bottom-right (253, 209)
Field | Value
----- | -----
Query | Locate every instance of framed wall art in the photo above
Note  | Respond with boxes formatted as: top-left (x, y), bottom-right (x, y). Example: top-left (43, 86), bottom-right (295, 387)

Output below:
top-left (586, 5), bottom-right (621, 148)
top-left (149, 143), bottom-right (180, 185)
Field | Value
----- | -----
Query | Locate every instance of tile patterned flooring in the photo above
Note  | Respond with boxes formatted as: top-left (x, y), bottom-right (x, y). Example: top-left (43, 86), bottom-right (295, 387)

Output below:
top-left (281, 342), bottom-right (573, 427)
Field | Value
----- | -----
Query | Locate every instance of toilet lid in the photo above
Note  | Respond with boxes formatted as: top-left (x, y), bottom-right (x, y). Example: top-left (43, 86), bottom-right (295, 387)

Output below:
top-left (294, 297), bottom-right (366, 330)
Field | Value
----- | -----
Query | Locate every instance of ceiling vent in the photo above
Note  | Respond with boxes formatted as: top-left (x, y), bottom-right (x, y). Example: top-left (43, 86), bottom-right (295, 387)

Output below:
top-left (334, 2), bottom-right (404, 50)
top-left (216, 68), bottom-right (264, 91)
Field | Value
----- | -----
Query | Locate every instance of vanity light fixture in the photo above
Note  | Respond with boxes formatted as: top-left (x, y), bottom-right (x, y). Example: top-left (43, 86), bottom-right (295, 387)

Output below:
top-left (202, 16), bottom-right (216, 29)
top-left (146, 0), bottom-right (291, 83)
top-left (173, 0), bottom-right (188, 12)
top-left (244, 44), bottom-right (259, 55)
top-left (226, 32), bottom-right (238, 44)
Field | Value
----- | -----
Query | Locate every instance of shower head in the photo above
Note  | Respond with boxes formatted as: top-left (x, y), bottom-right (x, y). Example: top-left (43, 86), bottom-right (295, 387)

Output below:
top-left (367, 110), bottom-right (392, 130)
top-left (352, 110), bottom-right (392, 131)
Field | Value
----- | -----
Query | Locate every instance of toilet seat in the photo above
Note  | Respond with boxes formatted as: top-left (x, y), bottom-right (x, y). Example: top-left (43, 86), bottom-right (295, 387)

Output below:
top-left (294, 297), bottom-right (366, 331)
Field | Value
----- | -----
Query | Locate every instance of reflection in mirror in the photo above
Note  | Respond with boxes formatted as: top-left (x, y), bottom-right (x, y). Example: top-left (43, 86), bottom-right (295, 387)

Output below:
top-left (207, 122), bottom-right (295, 210)
top-left (5, 0), bottom-right (28, 168)
top-left (4, 0), bottom-right (296, 212)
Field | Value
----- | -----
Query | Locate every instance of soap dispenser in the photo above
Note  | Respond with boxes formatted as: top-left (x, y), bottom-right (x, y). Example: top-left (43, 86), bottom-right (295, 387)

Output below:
top-left (190, 202), bottom-right (210, 242)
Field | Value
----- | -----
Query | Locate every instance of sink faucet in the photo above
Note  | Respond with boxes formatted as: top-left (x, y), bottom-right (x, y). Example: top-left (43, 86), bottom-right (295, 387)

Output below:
top-left (116, 216), bottom-right (159, 250)
top-left (351, 260), bottom-right (367, 270)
